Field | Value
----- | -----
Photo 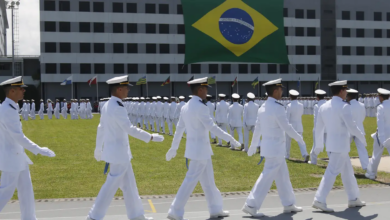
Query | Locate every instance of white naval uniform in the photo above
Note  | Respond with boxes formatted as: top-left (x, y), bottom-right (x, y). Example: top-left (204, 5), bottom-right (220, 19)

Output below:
top-left (314, 96), bottom-right (366, 204)
top-left (90, 96), bottom-right (152, 220)
top-left (310, 100), bottom-right (327, 164)
top-left (215, 100), bottom-right (231, 145)
top-left (38, 102), bottom-right (44, 119)
top-left (366, 99), bottom-right (390, 177)
top-left (137, 102), bottom-right (144, 126)
top-left (368, 98), bottom-right (375, 117)
top-left (349, 99), bottom-right (369, 170)
top-left (168, 96), bottom-right (236, 218)
top-left (86, 102), bottom-right (93, 119)
top-left (54, 102), bottom-right (60, 119)
top-left (169, 101), bottom-right (177, 135)
top-left (47, 103), bottom-right (53, 119)
top-left (243, 101), bottom-right (259, 151)
top-left (30, 103), bottom-right (36, 120)
top-left (22, 103), bottom-right (28, 120)
top-left (206, 101), bottom-right (216, 140)
top-left (0, 98), bottom-right (46, 219)
top-left (285, 100), bottom-right (307, 158)
top-left (61, 103), bottom-right (68, 119)
top-left (148, 102), bottom-right (155, 130)
top-left (364, 97), bottom-right (369, 117)
top-left (245, 97), bottom-right (304, 211)
top-left (227, 102), bottom-right (244, 144)
top-left (155, 101), bottom-right (164, 133)
top-left (163, 102), bottom-right (170, 133)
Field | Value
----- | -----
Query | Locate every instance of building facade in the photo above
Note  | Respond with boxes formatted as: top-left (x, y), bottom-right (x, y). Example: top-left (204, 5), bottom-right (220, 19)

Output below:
top-left (39, 0), bottom-right (390, 101)
top-left (0, 0), bottom-right (8, 56)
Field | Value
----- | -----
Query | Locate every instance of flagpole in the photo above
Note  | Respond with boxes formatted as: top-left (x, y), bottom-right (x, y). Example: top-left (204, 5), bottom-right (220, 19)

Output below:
top-left (215, 76), bottom-right (218, 97)
top-left (71, 74), bottom-right (73, 99)
top-left (146, 75), bottom-right (149, 97)
top-left (237, 74), bottom-right (239, 94)
top-left (170, 74), bottom-right (172, 97)
top-left (258, 74), bottom-right (260, 97)
top-left (96, 76), bottom-right (98, 102)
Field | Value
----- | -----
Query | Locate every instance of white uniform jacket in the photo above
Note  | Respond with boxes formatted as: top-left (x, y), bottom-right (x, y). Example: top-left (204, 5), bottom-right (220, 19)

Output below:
top-left (350, 100), bottom-right (366, 135)
top-left (169, 102), bottom-right (177, 120)
top-left (163, 102), bottom-right (170, 119)
top-left (206, 101), bottom-right (215, 120)
top-left (243, 101), bottom-right (259, 127)
top-left (215, 100), bottom-right (229, 124)
top-left (155, 101), bottom-right (164, 117)
top-left (286, 100), bottom-right (304, 133)
top-left (376, 100), bottom-right (390, 145)
top-left (227, 102), bottom-right (243, 127)
top-left (174, 101), bottom-right (186, 119)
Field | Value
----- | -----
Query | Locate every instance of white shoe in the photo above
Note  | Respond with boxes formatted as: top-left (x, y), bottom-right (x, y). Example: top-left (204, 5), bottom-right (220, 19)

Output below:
top-left (130, 215), bottom-right (153, 220)
top-left (312, 200), bottom-right (334, 212)
top-left (242, 204), bottom-right (264, 217)
top-left (308, 161), bottom-right (317, 165)
top-left (210, 210), bottom-right (229, 218)
top-left (348, 198), bottom-right (366, 208)
top-left (365, 172), bottom-right (376, 180)
top-left (167, 213), bottom-right (188, 220)
top-left (283, 205), bottom-right (303, 213)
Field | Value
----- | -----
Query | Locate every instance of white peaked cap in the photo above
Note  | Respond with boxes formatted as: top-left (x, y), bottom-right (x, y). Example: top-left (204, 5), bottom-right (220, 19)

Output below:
top-left (219, 94), bottom-right (226, 97)
top-left (106, 75), bottom-right (133, 86)
top-left (265, 92), bottom-right (268, 96)
top-left (163, 97), bottom-right (168, 100)
top-left (152, 97), bottom-right (157, 100)
top-left (157, 96), bottom-right (161, 99)
top-left (377, 88), bottom-right (390, 95)
top-left (232, 93), bottom-right (240, 99)
top-left (179, 96), bottom-right (185, 99)
top-left (262, 78), bottom-right (283, 87)
top-left (328, 80), bottom-right (348, 87)
top-left (347, 88), bottom-right (358, 93)
top-left (140, 97), bottom-right (145, 100)
top-left (206, 95), bottom-right (212, 97)
top-left (187, 77), bottom-right (211, 87)
top-left (289, 90), bottom-right (299, 96)
top-left (247, 92), bottom-right (255, 99)
top-left (0, 76), bottom-right (27, 87)
top-left (189, 95), bottom-right (193, 98)
top-left (315, 89), bottom-right (326, 95)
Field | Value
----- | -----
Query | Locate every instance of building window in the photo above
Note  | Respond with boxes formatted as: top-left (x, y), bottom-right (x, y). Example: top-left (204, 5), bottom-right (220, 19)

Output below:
top-left (342, 28), bottom-right (351, 37)
top-left (374, 29), bottom-right (382, 38)
top-left (307, 10), bottom-right (315, 19)
top-left (178, 44), bottom-right (185, 54)
top-left (267, 64), bottom-right (277, 74)
top-left (80, 43), bottom-right (91, 53)
top-left (375, 65), bottom-right (383, 74)
top-left (342, 46), bottom-right (351, 55)
top-left (388, 12), bottom-right (390, 21)
top-left (280, 64), bottom-right (289, 74)
top-left (80, 64), bottom-right (91, 74)
top-left (44, 1), bottom-right (55, 11)
top-left (113, 23), bottom-right (124, 33)
top-left (46, 64), bottom-right (57, 74)
top-left (94, 64), bottom-right (105, 74)
top-left (44, 22), bottom-right (56, 32)
top-left (94, 43), bottom-right (105, 53)
top-left (147, 64), bottom-right (157, 74)
top-left (112, 2), bottom-right (123, 13)
top-left (356, 11), bottom-right (364, 20)
top-left (59, 22), bottom-right (70, 32)
top-left (45, 42), bottom-right (56, 53)
top-left (307, 27), bottom-right (316, 36)
top-left (387, 47), bottom-right (390, 55)
top-left (146, 44), bottom-right (156, 53)
top-left (374, 12), bottom-right (382, 21)
top-left (94, 22), bottom-right (105, 33)
top-left (307, 46), bottom-right (316, 55)
top-left (178, 24), bottom-right (185, 34)
top-left (342, 65), bottom-right (351, 74)
top-left (159, 4), bottom-right (169, 14)
top-left (283, 8), bottom-right (288, 17)
top-left (357, 65), bottom-right (365, 74)
top-left (113, 43), bottom-right (124, 53)
top-left (59, 1), bottom-right (70, 11)
top-left (159, 24), bottom-right (169, 34)
top-left (356, 47), bottom-right (365, 55)
top-left (79, 22), bottom-right (90, 32)
top-left (128, 64), bottom-right (138, 74)
top-left (159, 44), bottom-right (170, 54)
top-left (388, 65), bottom-right (390, 74)
top-left (79, 2), bottom-right (90, 12)
top-left (114, 64), bottom-right (125, 74)
top-left (221, 64), bottom-right (231, 74)
top-left (160, 64), bottom-right (170, 74)
top-left (127, 43), bottom-right (138, 53)
top-left (295, 27), bottom-right (304, 36)
top-left (59, 43), bottom-right (71, 53)
top-left (356, 29), bottom-right (364, 38)
top-left (146, 24), bottom-right (156, 33)
top-left (295, 64), bottom-right (304, 74)
top-left (177, 5), bottom-right (183, 14)
top-left (387, 30), bottom-right (390, 38)
top-left (251, 64), bottom-right (260, 73)
top-left (342, 11), bottom-right (350, 20)
top-left (127, 23), bottom-right (137, 33)
top-left (178, 64), bottom-right (188, 74)
top-left (93, 2), bottom-right (104, 12)
top-left (295, 9), bottom-right (304, 19)
top-left (374, 47), bottom-right (383, 56)
top-left (191, 64), bottom-right (201, 73)
top-left (284, 27), bottom-right (288, 36)
top-left (239, 64), bottom-right (248, 74)
top-left (209, 64), bottom-right (219, 74)
top-left (307, 64), bottom-right (316, 73)
top-left (296, 46), bottom-right (305, 55)
top-left (60, 63), bottom-right (71, 74)
top-left (145, 4), bottom-right (156, 13)
top-left (127, 3), bottom-right (137, 13)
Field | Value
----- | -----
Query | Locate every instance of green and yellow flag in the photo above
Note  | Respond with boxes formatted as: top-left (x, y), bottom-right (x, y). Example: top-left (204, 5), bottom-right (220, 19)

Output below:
top-left (182, 0), bottom-right (288, 64)
top-left (208, 76), bottom-right (216, 85)
top-left (136, 76), bottom-right (146, 85)
top-left (252, 77), bottom-right (259, 88)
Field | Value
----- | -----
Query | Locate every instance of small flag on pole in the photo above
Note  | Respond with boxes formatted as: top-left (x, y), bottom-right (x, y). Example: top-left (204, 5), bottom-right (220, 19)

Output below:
top-left (297, 77), bottom-right (301, 88)
top-left (87, 76), bottom-right (97, 86)
top-left (187, 76), bottom-right (194, 87)
top-left (232, 77), bottom-right (237, 88)
top-left (136, 76), bottom-right (147, 85)
top-left (251, 77), bottom-right (259, 88)
top-left (161, 76), bottom-right (170, 86)
top-left (315, 82), bottom-right (319, 89)
top-left (60, 76), bottom-right (72, 85)
top-left (208, 76), bottom-right (216, 85)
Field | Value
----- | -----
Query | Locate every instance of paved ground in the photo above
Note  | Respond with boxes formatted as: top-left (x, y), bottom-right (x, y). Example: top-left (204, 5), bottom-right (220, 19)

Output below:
top-left (351, 157), bottom-right (390, 173)
top-left (1, 186), bottom-right (389, 220)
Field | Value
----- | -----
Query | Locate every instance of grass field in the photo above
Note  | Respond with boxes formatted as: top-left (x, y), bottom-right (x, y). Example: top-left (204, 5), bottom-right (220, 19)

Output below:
top-left (8, 115), bottom-right (390, 200)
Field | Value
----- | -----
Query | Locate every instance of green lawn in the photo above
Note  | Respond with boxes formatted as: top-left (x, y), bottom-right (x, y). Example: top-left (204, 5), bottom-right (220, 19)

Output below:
top-left (8, 115), bottom-right (389, 199)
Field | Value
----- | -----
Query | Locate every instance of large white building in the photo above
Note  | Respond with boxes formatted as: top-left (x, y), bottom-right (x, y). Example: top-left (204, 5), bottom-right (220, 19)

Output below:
top-left (39, 0), bottom-right (390, 101)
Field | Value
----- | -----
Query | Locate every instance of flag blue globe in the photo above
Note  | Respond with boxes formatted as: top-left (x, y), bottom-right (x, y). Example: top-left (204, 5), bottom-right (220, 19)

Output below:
top-left (219, 8), bottom-right (254, 45)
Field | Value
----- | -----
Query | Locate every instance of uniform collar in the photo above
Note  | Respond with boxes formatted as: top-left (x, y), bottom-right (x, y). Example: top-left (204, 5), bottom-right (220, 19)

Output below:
top-left (5, 97), bottom-right (18, 107)
top-left (332, 96), bottom-right (343, 102)
top-left (267, 97), bottom-right (277, 102)
top-left (383, 100), bottom-right (390, 104)
top-left (110, 96), bottom-right (123, 104)
top-left (191, 95), bottom-right (202, 102)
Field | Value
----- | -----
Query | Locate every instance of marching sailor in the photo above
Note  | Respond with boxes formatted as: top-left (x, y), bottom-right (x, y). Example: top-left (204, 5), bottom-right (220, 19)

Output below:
top-left (228, 93), bottom-right (244, 150)
top-left (47, 99), bottom-right (53, 119)
top-left (309, 90), bottom-right (327, 165)
top-left (243, 92), bottom-right (260, 152)
top-left (169, 97), bottom-right (177, 135)
top-left (215, 94), bottom-right (231, 146)
top-left (38, 99), bottom-right (44, 120)
top-left (30, 99), bottom-right (36, 120)
top-left (206, 95), bottom-right (217, 144)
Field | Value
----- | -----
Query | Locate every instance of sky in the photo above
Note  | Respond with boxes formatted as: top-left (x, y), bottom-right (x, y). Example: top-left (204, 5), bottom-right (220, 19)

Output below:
top-left (6, 0), bottom-right (40, 56)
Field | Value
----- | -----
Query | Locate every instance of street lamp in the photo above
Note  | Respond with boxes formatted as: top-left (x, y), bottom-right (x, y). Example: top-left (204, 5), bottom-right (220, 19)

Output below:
top-left (7, 0), bottom-right (20, 77)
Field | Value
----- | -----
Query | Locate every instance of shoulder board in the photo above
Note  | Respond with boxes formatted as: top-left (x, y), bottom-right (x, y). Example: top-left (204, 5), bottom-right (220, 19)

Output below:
top-left (199, 100), bottom-right (207, 106)
top-left (9, 104), bottom-right (16, 110)
top-left (117, 101), bottom-right (124, 107)
top-left (343, 100), bottom-right (351, 105)
top-left (275, 101), bottom-right (284, 106)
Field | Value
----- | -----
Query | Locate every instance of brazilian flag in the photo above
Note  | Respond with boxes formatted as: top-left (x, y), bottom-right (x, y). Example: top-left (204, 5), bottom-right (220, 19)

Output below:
top-left (182, 0), bottom-right (288, 64)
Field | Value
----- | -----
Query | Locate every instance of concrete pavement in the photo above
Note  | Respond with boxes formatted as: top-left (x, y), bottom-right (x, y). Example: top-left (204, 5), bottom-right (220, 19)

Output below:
top-left (1, 186), bottom-right (389, 220)
top-left (351, 156), bottom-right (390, 173)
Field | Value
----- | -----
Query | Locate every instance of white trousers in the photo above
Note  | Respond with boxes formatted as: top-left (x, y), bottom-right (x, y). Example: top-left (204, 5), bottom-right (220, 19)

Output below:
top-left (245, 157), bottom-right (295, 210)
top-left (244, 125), bottom-right (255, 151)
top-left (156, 117), bottom-right (164, 133)
top-left (38, 111), bottom-right (44, 120)
top-left (0, 166), bottom-right (36, 220)
top-left (161, 117), bottom-right (166, 133)
top-left (30, 111), bottom-right (35, 120)
top-left (367, 136), bottom-right (390, 176)
top-left (286, 132), bottom-right (308, 158)
top-left (89, 162), bottom-right (144, 220)
top-left (350, 136), bottom-right (369, 170)
top-left (230, 126), bottom-right (243, 144)
top-left (61, 110), bottom-right (67, 119)
top-left (143, 116), bottom-right (149, 127)
top-left (23, 112), bottom-right (29, 121)
top-left (148, 116), bottom-right (154, 130)
top-left (47, 111), bottom-right (52, 119)
top-left (310, 131), bottom-right (327, 164)
top-left (168, 159), bottom-right (223, 218)
top-left (174, 118), bottom-right (179, 128)
top-left (365, 108), bottom-right (369, 117)
top-left (167, 119), bottom-right (173, 135)
top-left (315, 152), bottom-right (359, 203)
top-left (217, 123), bottom-right (230, 145)
top-left (369, 108), bottom-right (375, 117)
